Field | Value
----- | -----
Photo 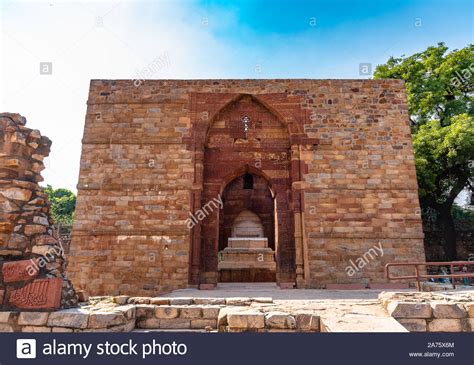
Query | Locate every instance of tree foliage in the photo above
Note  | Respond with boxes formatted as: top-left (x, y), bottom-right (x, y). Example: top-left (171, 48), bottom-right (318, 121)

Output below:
top-left (44, 185), bottom-right (76, 226)
top-left (374, 43), bottom-right (473, 127)
top-left (413, 114), bottom-right (474, 206)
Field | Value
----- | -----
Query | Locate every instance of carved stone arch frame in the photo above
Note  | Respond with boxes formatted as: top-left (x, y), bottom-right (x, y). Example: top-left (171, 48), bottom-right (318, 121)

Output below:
top-left (186, 92), bottom-right (315, 288)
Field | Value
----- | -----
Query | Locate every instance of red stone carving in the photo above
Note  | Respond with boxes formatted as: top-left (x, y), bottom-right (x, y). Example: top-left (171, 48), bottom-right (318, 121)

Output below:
top-left (2, 259), bottom-right (39, 283)
top-left (7, 278), bottom-right (62, 310)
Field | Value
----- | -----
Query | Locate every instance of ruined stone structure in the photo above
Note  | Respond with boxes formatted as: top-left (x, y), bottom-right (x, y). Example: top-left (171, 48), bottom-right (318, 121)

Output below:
top-left (0, 113), bottom-right (77, 310)
top-left (69, 79), bottom-right (426, 296)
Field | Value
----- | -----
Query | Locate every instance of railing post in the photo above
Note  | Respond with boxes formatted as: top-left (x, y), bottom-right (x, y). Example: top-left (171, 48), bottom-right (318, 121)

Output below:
top-left (415, 264), bottom-right (421, 291)
top-left (450, 263), bottom-right (455, 289)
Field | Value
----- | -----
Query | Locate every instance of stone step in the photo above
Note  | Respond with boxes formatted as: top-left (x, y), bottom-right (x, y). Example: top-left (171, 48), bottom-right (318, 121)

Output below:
top-left (216, 282), bottom-right (278, 289)
top-left (132, 329), bottom-right (214, 333)
top-left (320, 315), bottom-right (408, 332)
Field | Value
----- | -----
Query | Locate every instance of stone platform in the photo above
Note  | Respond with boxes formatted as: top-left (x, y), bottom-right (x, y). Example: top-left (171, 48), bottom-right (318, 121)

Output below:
top-left (1, 289), bottom-right (472, 333)
top-left (218, 238), bottom-right (276, 282)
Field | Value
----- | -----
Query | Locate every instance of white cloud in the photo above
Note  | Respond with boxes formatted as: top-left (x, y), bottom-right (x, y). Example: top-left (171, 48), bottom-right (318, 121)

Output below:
top-left (0, 1), bottom-right (252, 191)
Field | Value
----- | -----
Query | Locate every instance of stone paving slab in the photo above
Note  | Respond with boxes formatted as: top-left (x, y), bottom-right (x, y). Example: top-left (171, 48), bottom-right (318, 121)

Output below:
top-left (321, 315), bottom-right (408, 332)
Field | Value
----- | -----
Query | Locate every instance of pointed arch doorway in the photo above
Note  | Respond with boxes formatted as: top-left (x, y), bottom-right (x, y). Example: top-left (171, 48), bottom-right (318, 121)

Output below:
top-left (188, 93), bottom-right (298, 287)
top-left (218, 170), bottom-right (278, 282)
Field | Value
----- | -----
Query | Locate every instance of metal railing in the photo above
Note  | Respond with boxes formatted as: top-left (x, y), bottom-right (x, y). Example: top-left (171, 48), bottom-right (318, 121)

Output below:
top-left (385, 261), bottom-right (474, 291)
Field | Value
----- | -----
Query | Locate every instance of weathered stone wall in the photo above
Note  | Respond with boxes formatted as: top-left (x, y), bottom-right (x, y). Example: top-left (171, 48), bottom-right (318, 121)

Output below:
top-left (0, 113), bottom-right (77, 310)
top-left (381, 292), bottom-right (474, 332)
top-left (69, 79), bottom-right (425, 295)
top-left (0, 296), bottom-right (320, 333)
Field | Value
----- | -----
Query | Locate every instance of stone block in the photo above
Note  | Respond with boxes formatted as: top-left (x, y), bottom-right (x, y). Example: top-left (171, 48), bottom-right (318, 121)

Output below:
top-left (295, 312), bottom-right (319, 331)
top-left (116, 305), bottom-right (136, 320)
top-left (137, 318), bottom-right (160, 329)
top-left (18, 312), bottom-right (49, 326)
top-left (155, 306), bottom-right (179, 319)
top-left (7, 278), bottom-right (62, 310)
top-left (227, 310), bottom-right (265, 329)
top-left (0, 311), bottom-right (13, 323)
top-left (180, 306), bottom-right (202, 319)
top-left (386, 301), bottom-right (432, 318)
top-left (6, 234), bottom-right (28, 250)
top-left (217, 306), bottom-right (247, 327)
top-left (432, 303), bottom-right (467, 319)
top-left (0, 324), bottom-right (13, 332)
top-left (21, 326), bottom-right (51, 332)
top-left (31, 245), bottom-right (56, 256)
top-left (169, 298), bottom-right (193, 305)
top-left (47, 309), bottom-right (89, 329)
top-left (24, 224), bottom-right (46, 236)
top-left (265, 312), bottom-right (296, 329)
top-left (194, 298), bottom-right (226, 305)
top-left (321, 316), bottom-right (408, 333)
top-left (127, 297), bottom-right (150, 304)
top-left (202, 305), bottom-right (221, 319)
top-left (115, 319), bottom-right (136, 333)
top-left (51, 327), bottom-right (74, 332)
top-left (135, 304), bottom-right (156, 319)
top-left (428, 319), bottom-right (462, 332)
top-left (2, 188), bottom-right (31, 201)
top-left (463, 303), bottom-right (474, 318)
top-left (149, 297), bottom-right (170, 305)
top-left (191, 319), bottom-right (217, 329)
top-left (461, 318), bottom-right (474, 332)
top-left (225, 297), bottom-right (251, 306)
top-left (113, 295), bottom-right (129, 305)
top-left (2, 259), bottom-right (39, 283)
top-left (397, 318), bottom-right (427, 332)
top-left (33, 216), bottom-right (49, 226)
top-left (33, 234), bottom-right (58, 246)
top-left (88, 311), bottom-right (127, 329)
top-left (159, 319), bottom-right (190, 329)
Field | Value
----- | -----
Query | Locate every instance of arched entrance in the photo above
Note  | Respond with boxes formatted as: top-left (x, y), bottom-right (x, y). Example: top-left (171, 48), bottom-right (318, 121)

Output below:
top-left (218, 173), bottom-right (277, 282)
top-left (192, 93), bottom-right (295, 286)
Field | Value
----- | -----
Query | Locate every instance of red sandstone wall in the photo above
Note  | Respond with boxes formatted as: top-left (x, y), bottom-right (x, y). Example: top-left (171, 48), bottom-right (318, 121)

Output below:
top-left (69, 79), bottom-right (425, 295)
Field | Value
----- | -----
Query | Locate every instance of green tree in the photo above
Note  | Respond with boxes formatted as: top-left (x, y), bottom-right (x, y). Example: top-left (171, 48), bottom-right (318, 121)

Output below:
top-left (374, 43), bottom-right (474, 260)
top-left (44, 185), bottom-right (76, 226)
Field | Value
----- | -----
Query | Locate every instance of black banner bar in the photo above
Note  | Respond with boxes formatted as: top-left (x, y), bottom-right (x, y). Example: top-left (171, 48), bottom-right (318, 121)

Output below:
top-left (1, 332), bottom-right (473, 365)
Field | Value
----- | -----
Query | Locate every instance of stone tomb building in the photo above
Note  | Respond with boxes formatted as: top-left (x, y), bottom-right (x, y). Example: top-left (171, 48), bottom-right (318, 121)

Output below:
top-left (69, 79), bottom-right (426, 296)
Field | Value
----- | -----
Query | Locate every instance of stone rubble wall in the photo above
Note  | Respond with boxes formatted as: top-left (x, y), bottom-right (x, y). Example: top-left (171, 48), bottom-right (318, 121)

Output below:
top-left (2, 292), bottom-right (472, 333)
top-left (380, 292), bottom-right (474, 332)
top-left (0, 296), bottom-right (319, 332)
top-left (0, 113), bottom-right (77, 310)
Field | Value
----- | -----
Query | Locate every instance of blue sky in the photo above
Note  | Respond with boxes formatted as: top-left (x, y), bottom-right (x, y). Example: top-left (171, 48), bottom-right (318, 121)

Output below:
top-left (0, 0), bottom-right (472, 190)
